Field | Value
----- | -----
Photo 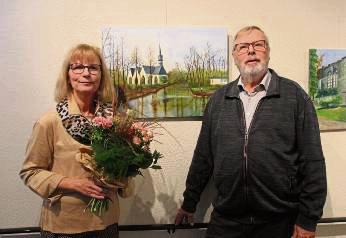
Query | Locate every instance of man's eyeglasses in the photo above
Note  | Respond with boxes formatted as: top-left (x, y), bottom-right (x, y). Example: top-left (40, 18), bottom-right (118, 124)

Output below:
top-left (69, 64), bottom-right (101, 75)
top-left (233, 40), bottom-right (267, 55)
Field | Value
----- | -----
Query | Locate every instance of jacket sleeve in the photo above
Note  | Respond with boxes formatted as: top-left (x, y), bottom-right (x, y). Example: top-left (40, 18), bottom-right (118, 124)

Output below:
top-left (295, 95), bottom-right (327, 231)
top-left (19, 119), bottom-right (66, 200)
top-left (181, 98), bottom-right (214, 213)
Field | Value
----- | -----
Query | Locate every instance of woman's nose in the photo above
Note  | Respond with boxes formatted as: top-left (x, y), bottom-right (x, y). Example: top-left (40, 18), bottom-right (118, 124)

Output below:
top-left (82, 66), bottom-right (91, 76)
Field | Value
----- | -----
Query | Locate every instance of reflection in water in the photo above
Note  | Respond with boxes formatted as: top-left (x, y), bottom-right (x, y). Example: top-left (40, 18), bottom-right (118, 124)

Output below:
top-left (129, 84), bottom-right (209, 118)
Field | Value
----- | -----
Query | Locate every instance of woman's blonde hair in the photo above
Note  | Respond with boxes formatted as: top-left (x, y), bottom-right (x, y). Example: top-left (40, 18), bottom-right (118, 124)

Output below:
top-left (54, 43), bottom-right (114, 102)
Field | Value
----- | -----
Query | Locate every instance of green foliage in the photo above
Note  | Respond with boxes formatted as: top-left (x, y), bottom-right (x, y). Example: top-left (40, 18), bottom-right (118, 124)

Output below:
top-left (318, 95), bottom-right (342, 108)
top-left (90, 121), bottom-right (162, 180)
top-left (92, 141), bottom-right (133, 178)
top-left (309, 49), bottom-right (319, 100)
top-left (85, 196), bottom-right (109, 216)
top-left (316, 88), bottom-right (338, 98)
top-left (90, 127), bottom-right (109, 144)
top-left (83, 115), bottom-right (163, 216)
top-left (168, 69), bottom-right (187, 83)
top-left (160, 76), bottom-right (168, 84)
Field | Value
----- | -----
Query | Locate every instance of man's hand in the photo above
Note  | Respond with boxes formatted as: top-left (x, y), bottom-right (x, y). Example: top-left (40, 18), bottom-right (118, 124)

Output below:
top-left (292, 224), bottom-right (315, 238)
top-left (175, 208), bottom-right (194, 226)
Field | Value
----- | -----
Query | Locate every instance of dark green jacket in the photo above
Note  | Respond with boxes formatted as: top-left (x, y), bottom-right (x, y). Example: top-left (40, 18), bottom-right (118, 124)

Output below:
top-left (182, 69), bottom-right (327, 231)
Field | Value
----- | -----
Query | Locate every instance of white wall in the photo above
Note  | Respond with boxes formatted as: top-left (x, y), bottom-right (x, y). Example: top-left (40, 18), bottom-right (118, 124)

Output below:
top-left (1, 0), bottom-right (346, 236)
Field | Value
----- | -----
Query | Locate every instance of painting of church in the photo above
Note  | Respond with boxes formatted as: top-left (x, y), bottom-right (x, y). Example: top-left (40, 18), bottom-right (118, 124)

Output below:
top-left (102, 27), bottom-right (228, 119)
top-left (126, 46), bottom-right (168, 86)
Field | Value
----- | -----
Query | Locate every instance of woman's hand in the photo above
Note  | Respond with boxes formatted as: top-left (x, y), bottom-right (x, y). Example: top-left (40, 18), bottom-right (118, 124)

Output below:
top-left (58, 177), bottom-right (107, 199)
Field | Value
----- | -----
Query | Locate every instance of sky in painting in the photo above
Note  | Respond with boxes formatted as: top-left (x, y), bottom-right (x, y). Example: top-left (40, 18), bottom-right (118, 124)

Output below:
top-left (102, 27), bottom-right (228, 72)
top-left (317, 49), bottom-right (346, 67)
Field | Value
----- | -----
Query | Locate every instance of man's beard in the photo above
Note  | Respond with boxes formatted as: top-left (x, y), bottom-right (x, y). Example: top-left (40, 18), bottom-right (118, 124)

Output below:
top-left (237, 61), bottom-right (268, 84)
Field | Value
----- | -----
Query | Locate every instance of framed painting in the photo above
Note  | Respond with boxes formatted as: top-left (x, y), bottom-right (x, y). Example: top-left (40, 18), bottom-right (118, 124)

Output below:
top-left (309, 49), bottom-right (346, 131)
top-left (102, 27), bottom-right (229, 119)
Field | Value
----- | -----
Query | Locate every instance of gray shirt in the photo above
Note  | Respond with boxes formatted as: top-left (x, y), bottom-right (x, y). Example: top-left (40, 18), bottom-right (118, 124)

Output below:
top-left (238, 71), bottom-right (272, 132)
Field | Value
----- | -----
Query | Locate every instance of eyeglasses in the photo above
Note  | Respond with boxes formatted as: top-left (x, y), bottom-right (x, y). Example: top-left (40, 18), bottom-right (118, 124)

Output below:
top-left (69, 63), bottom-right (101, 75)
top-left (233, 40), bottom-right (267, 55)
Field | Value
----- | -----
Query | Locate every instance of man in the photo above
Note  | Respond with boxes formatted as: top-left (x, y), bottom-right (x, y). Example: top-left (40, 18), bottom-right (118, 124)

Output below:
top-left (175, 26), bottom-right (327, 238)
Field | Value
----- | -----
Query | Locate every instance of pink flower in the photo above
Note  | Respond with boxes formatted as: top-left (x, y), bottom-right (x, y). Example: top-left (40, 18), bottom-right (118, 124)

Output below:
top-left (92, 116), bottom-right (113, 128)
top-left (132, 123), bottom-right (143, 130)
top-left (133, 136), bottom-right (141, 145)
top-left (141, 129), bottom-right (148, 136)
top-left (147, 131), bottom-right (153, 138)
top-left (143, 135), bottom-right (150, 142)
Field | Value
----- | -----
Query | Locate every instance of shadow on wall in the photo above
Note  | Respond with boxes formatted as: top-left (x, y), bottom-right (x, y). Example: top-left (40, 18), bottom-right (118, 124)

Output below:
top-left (322, 187), bottom-right (334, 218)
top-left (194, 180), bottom-right (215, 222)
top-left (157, 192), bottom-right (179, 223)
top-left (172, 179), bottom-right (215, 224)
top-left (118, 168), bottom-right (215, 224)
top-left (155, 171), bottom-right (181, 224)
top-left (155, 167), bottom-right (214, 224)
top-left (119, 169), bottom-right (156, 224)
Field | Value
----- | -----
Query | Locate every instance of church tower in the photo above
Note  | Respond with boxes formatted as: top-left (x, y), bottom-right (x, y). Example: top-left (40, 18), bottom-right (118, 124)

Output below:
top-left (158, 44), bottom-right (163, 67)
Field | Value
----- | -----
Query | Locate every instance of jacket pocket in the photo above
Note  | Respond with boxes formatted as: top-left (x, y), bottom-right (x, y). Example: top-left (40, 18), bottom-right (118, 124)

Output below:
top-left (214, 174), bottom-right (230, 196)
top-left (213, 172), bottom-right (243, 209)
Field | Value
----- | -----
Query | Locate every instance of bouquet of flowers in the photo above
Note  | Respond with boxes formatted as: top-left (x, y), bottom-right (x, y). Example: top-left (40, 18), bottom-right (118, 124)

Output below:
top-left (78, 109), bottom-right (162, 215)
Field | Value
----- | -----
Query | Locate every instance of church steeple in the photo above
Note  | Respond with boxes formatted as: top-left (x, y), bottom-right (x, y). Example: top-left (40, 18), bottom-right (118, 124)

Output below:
top-left (158, 44), bottom-right (163, 67)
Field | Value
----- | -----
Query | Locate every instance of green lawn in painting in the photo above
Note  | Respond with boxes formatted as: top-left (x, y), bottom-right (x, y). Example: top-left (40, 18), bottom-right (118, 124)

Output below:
top-left (317, 107), bottom-right (346, 122)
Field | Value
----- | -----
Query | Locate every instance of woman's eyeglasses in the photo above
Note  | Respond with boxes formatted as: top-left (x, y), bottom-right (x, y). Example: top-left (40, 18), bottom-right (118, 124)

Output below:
top-left (69, 64), bottom-right (101, 75)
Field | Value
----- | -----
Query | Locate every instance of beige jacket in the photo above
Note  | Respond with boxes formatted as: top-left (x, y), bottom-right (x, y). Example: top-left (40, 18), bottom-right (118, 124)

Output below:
top-left (20, 97), bottom-right (134, 234)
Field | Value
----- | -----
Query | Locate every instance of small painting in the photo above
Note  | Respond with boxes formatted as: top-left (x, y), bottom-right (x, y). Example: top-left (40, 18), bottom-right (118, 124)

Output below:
top-left (309, 49), bottom-right (346, 131)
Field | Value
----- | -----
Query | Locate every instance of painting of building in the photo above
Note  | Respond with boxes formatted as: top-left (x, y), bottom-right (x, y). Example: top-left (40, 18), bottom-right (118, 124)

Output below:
top-left (318, 57), bottom-right (346, 105)
top-left (309, 49), bottom-right (346, 131)
top-left (102, 27), bottom-right (228, 119)
top-left (127, 46), bottom-right (168, 86)
top-left (209, 77), bottom-right (228, 85)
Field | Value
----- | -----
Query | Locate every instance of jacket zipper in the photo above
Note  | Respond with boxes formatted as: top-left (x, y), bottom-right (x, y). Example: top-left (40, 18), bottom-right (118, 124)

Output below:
top-left (240, 100), bottom-right (252, 223)
top-left (240, 97), bottom-right (264, 224)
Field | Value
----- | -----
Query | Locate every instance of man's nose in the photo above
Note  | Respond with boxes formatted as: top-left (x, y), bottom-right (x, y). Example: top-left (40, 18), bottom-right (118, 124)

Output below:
top-left (248, 45), bottom-right (255, 54)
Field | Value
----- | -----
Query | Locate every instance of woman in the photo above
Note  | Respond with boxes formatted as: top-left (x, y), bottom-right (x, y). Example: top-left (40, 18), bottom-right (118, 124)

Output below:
top-left (20, 44), bottom-right (133, 237)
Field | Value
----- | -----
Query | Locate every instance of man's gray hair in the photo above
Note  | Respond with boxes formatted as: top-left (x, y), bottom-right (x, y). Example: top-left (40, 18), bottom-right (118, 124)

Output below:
top-left (233, 26), bottom-right (270, 50)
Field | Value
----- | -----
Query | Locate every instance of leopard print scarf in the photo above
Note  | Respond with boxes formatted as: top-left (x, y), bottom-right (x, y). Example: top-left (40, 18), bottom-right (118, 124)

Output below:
top-left (56, 98), bottom-right (113, 145)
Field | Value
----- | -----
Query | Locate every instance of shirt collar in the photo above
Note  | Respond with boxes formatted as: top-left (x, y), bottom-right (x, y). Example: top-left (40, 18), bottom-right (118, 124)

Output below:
top-left (68, 94), bottom-right (82, 115)
top-left (237, 70), bottom-right (272, 92)
top-left (67, 94), bottom-right (99, 115)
